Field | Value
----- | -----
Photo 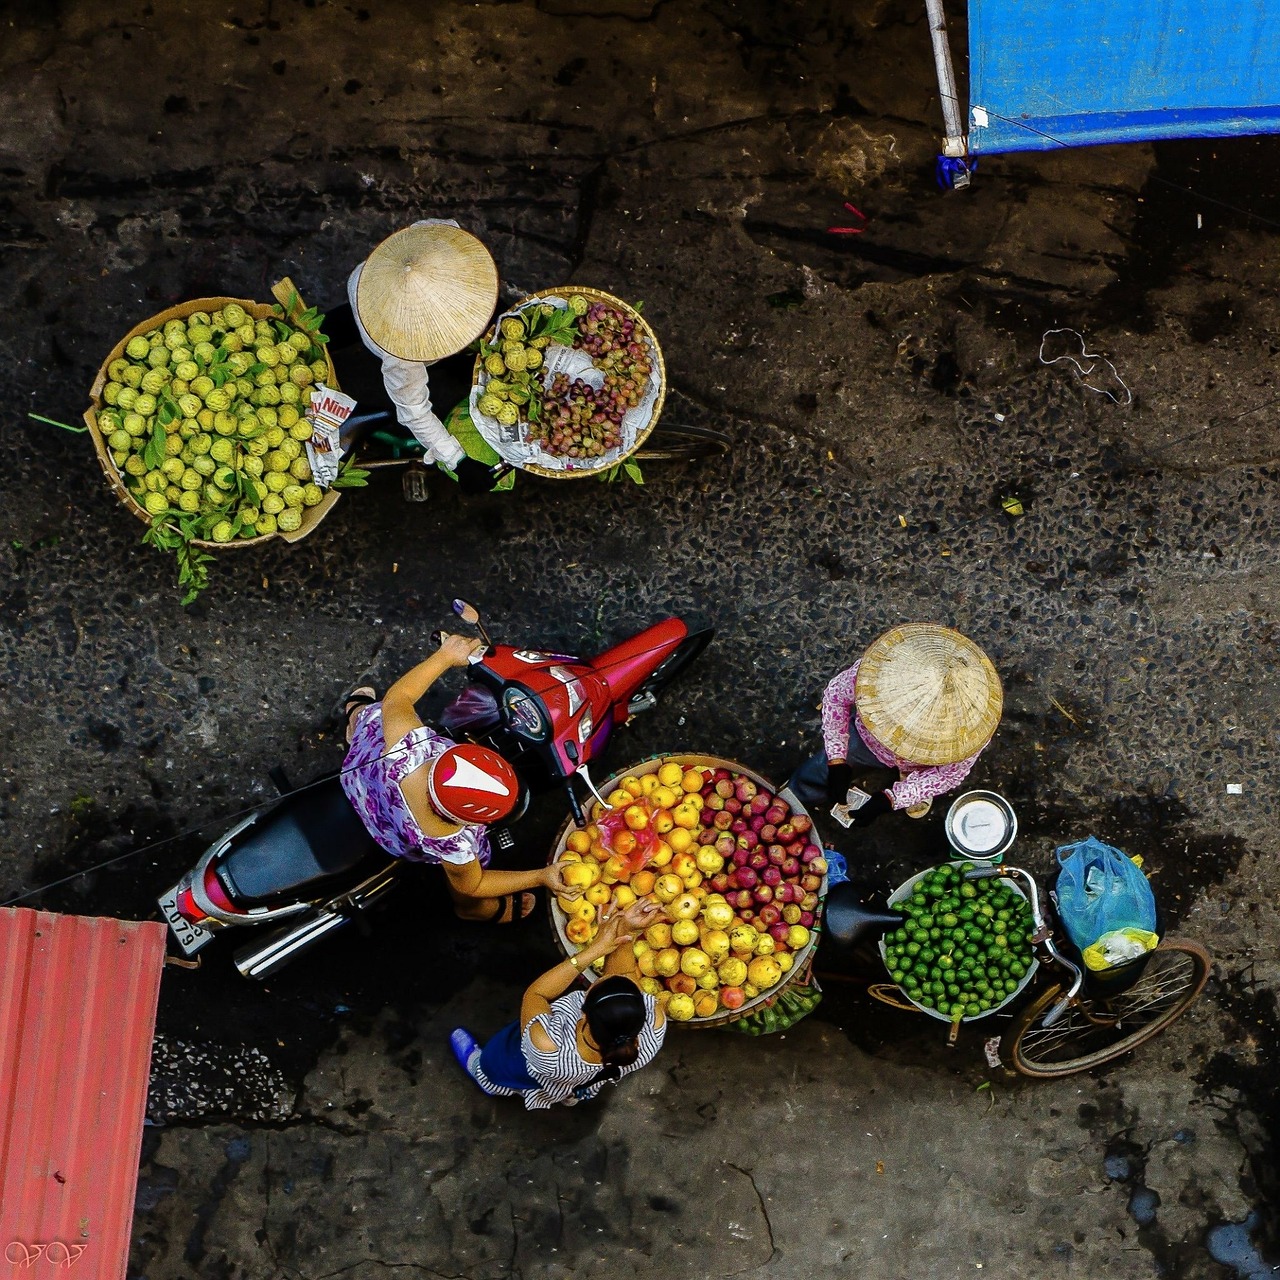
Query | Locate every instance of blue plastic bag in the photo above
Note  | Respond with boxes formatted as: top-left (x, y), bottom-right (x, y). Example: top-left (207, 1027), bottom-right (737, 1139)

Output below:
top-left (1054, 836), bottom-right (1157, 951)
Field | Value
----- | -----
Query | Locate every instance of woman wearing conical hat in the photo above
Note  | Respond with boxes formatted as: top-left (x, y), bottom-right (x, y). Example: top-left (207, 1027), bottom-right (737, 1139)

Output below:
top-left (347, 220), bottom-right (500, 494)
top-left (788, 624), bottom-right (1003, 826)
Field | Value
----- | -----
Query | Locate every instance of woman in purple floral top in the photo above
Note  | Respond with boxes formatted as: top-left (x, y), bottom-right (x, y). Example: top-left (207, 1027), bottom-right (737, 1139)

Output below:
top-left (788, 624), bottom-right (1003, 826)
top-left (340, 634), bottom-right (577, 924)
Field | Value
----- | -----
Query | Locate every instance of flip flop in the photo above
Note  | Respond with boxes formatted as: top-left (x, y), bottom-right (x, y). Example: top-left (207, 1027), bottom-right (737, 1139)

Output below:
top-left (339, 686), bottom-right (378, 743)
top-left (470, 892), bottom-right (537, 925)
top-left (449, 1027), bottom-right (481, 1074)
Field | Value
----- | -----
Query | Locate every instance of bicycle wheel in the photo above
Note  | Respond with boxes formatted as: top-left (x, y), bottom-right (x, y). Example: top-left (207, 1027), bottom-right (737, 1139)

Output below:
top-left (627, 628), bottom-right (714, 713)
top-left (634, 423), bottom-right (731, 462)
top-left (1002, 939), bottom-right (1210, 1079)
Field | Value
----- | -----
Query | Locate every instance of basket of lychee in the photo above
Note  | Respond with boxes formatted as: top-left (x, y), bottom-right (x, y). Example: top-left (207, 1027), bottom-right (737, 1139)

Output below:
top-left (547, 755), bottom-right (828, 1027)
top-left (469, 286), bottom-right (665, 478)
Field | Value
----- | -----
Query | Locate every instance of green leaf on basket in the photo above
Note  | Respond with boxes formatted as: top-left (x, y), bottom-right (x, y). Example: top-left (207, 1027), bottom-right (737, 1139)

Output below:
top-left (143, 420), bottom-right (167, 470)
top-left (623, 461), bottom-right (644, 485)
top-left (330, 462), bottom-right (370, 489)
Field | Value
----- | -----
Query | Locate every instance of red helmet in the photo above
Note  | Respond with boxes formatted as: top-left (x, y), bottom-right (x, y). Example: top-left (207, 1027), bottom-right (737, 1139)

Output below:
top-left (427, 744), bottom-right (520, 825)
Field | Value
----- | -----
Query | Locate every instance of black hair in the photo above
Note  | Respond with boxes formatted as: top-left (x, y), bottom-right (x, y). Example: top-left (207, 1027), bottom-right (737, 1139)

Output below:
top-left (582, 976), bottom-right (646, 1087)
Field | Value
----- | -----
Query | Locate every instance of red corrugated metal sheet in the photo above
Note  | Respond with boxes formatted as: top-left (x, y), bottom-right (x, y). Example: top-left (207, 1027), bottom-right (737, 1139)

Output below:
top-left (0, 908), bottom-right (167, 1279)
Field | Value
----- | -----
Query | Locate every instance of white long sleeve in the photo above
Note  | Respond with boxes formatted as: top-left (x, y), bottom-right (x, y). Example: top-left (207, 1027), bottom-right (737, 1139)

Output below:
top-left (346, 247), bottom-right (466, 469)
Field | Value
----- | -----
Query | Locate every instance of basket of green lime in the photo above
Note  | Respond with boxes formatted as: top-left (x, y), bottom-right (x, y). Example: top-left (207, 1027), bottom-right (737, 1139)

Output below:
top-left (876, 861), bottom-right (1038, 1025)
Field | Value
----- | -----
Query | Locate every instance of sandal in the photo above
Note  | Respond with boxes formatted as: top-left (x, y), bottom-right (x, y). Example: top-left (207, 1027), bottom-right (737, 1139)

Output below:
top-left (339, 686), bottom-right (378, 744)
top-left (470, 892), bottom-right (537, 925)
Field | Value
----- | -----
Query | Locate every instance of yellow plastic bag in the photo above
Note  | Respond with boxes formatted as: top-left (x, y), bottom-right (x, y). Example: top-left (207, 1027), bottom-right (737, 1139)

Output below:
top-left (1082, 927), bottom-right (1160, 971)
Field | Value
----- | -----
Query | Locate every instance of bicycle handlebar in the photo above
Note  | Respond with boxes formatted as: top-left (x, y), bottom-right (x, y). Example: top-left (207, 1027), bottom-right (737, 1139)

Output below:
top-left (966, 863), bottom-right (1087, 1008)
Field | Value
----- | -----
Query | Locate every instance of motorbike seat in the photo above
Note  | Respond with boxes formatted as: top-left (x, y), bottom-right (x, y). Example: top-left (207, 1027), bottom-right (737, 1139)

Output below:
top-left (821, 882), bottom-right (904, 950)
top-left (218, 778), bottom-right (386, 904)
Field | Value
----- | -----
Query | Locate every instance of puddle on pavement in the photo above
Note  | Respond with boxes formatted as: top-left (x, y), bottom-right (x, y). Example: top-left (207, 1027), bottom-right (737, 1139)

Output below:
top-left (1206, 1213), bottom-right (1280, 1279)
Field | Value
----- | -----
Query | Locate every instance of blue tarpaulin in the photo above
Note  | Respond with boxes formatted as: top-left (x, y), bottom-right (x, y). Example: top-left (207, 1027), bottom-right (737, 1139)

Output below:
top-left (967, 2), bottom-right (1280, 154)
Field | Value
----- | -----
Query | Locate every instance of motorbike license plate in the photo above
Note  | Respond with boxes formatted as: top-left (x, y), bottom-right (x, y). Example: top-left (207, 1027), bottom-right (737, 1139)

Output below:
top-left (158, 884), bottom-right (214, 955)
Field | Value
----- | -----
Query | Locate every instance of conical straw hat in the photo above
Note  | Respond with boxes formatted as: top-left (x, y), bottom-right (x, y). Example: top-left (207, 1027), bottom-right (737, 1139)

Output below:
top-left (355, 224), bottom-right (499, 362)
top-left (855, 624), bottom-right (1003, 766)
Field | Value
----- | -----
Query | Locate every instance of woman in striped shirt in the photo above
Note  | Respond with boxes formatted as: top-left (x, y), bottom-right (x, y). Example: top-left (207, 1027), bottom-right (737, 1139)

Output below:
top-left (450, 899), bottom-right (667, 1108)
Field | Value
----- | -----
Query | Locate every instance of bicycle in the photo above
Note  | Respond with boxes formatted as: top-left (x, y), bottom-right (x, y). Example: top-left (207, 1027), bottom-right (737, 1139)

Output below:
top-left (817, 861), bottom-right (1210, 1079)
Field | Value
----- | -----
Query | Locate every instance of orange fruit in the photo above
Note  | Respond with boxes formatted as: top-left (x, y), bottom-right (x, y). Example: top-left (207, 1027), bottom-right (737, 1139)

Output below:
top-left (565, 919), bottom-right (590, 944)
top-left (588, 840), bottom-right (610, 862)
top-left (668, 972), bottom-right (697, 996)
top-left (681, 769), bottom-right (704, 793)
top-left (613, 830), bottom-right (638, 857)
top-left (631, 870), bottom-right (656, 896)
top-left (649, 840), bottom-right (673, 868)
top-left (623, 804), bottom-right (650, 832)
top-left (621, 776), bottom-right (645, 798)
top-left (693, 990), bottom-right (719, 1018)
top-left (652, 811), bottom-right (675, 834)
top-left (566, 830), bottom-right (592, 855)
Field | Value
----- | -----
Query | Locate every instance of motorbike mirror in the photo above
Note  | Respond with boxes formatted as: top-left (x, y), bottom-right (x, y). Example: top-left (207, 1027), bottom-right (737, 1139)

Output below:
top-left (452, 599), bottom-right (481, 626)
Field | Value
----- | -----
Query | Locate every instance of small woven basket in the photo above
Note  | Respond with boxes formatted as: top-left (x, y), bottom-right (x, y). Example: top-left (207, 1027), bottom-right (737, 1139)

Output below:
top-left (472, 285), bottom-right (666, 479)
top-left (83, 284), bottom-right (341, 549)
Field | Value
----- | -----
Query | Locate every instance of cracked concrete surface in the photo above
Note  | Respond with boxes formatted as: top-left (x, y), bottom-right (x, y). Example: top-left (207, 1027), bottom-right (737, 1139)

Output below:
top-left (1, 1), bottom-right (1279, 1277)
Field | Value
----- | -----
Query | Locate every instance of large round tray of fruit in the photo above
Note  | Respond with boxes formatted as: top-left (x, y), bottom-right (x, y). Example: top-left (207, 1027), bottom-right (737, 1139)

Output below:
top-left (878, 862), bottom-right (1040, 1025)
top-left (547, 755), bottom-right (829, 1027)
top-left (85, 295), bottom-right (340, 550)
top-left (469, 286), bottom-right (665, 478)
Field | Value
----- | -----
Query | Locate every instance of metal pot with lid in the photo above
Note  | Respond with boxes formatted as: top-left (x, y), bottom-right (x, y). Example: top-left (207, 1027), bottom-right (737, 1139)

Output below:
top-left (944, 790), bottom-right (1017, 862)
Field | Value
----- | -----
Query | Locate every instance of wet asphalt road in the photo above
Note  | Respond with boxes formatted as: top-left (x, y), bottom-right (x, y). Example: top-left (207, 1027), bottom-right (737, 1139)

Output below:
top-left (2, 2), bottom-right (1279, 1277)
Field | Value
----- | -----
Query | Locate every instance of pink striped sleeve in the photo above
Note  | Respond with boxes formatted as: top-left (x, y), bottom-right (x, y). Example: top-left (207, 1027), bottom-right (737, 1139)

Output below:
top-left (820, 661), bottom-right (860, 761)
top-left (886, 753), bottom-right (979, 810)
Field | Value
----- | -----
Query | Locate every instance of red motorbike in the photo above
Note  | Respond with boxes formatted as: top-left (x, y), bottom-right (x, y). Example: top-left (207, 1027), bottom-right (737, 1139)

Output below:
top-left (157, 601), bottom-right (712, 978)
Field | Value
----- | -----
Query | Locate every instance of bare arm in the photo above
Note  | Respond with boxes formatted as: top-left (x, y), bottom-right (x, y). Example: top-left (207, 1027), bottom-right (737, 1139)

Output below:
top-left (380, 633), bottom-right (484, 749)
top-left (520, 911), bottom-right (632, 1047)
top-left (443, 857), bottom-right (575, 901)
top-left (602, 899), bottom-right (666, 978)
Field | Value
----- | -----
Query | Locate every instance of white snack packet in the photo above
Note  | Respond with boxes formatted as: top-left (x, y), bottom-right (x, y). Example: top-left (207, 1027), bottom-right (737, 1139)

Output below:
top-left (304, 384), bottom-right (357, 488)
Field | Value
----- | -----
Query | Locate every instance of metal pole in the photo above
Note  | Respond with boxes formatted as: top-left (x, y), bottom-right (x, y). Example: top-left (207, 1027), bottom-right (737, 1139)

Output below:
top-left (925, 0), bottom-right (967, 158)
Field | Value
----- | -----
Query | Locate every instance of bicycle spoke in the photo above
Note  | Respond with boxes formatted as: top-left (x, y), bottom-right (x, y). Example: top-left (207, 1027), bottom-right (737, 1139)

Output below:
top-left (1008, 944), bottom-right (1208, 1074)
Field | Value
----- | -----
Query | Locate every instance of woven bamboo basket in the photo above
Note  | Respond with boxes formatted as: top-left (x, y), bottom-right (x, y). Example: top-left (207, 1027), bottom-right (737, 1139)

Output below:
top-left (546, 753), bottom-right (827, 1030)
top-left (471, 285), bottom-right (666, 479)
top-left (83, 285), bottom-right (341, 548)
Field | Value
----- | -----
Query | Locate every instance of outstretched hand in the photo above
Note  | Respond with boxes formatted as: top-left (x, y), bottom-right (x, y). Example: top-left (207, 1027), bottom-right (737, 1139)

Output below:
top-left (593, 905), bottom-right (634, 955)
top-left (436, 632), bottom-right (486, 668)
top-left (621, 898), bottom-right (665, 933)
top-left (544, 859), bottom-right (580, 899)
